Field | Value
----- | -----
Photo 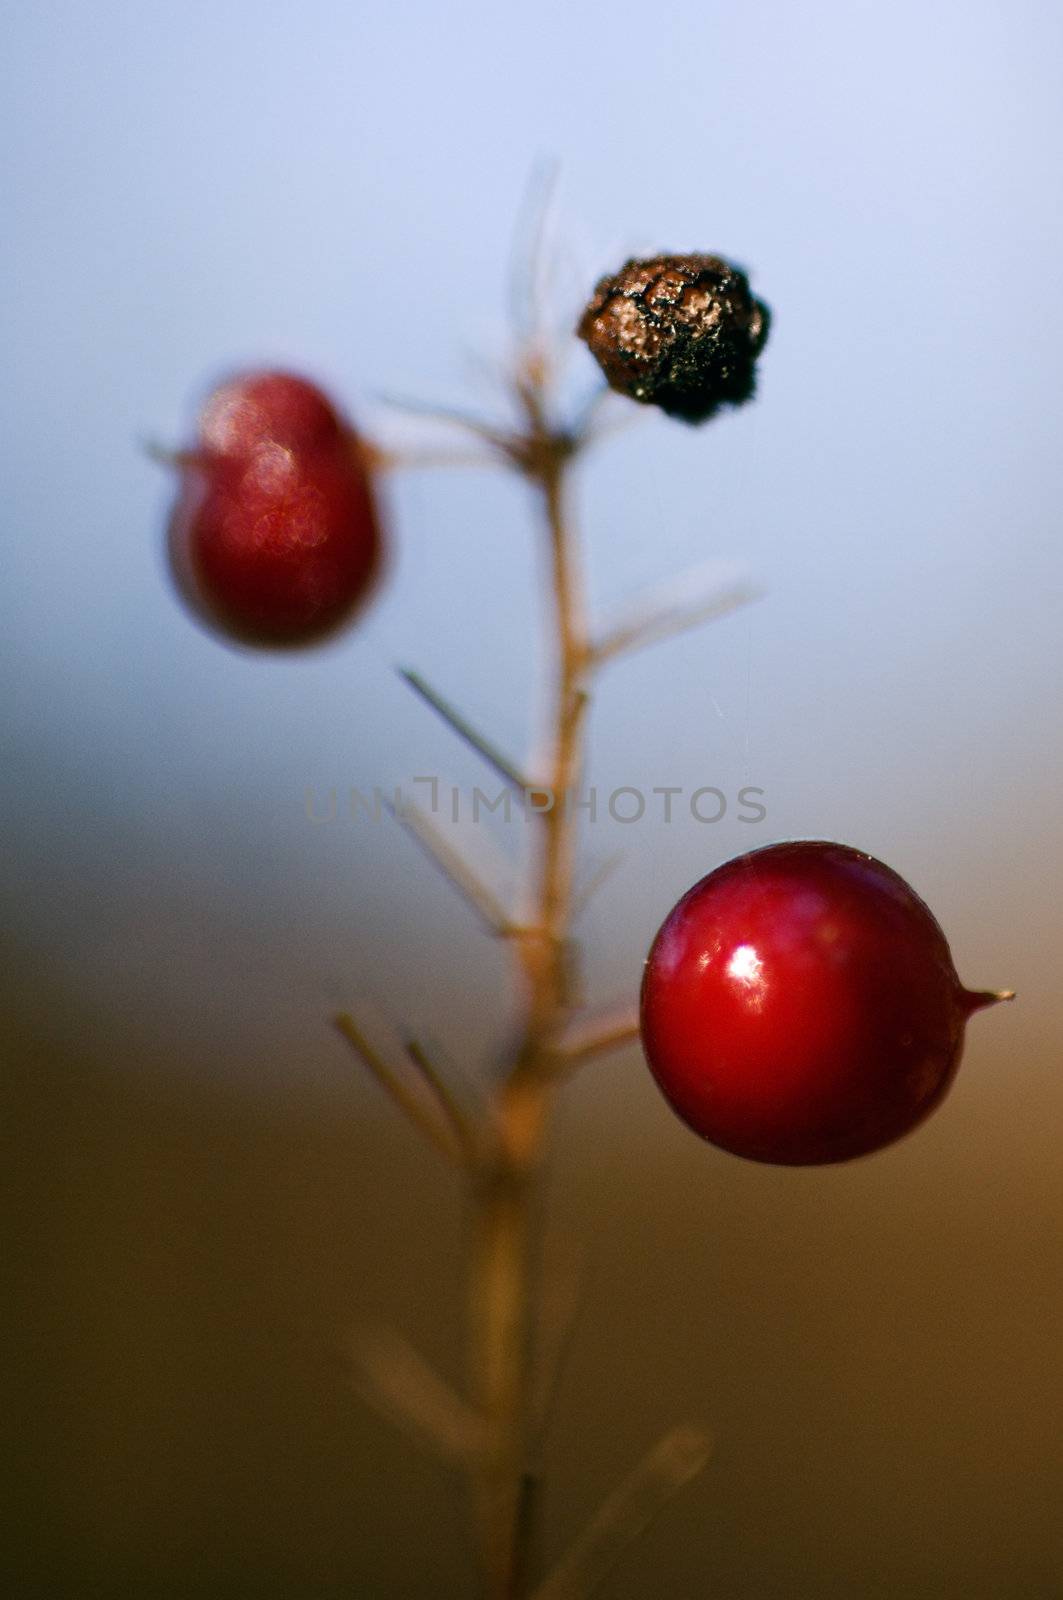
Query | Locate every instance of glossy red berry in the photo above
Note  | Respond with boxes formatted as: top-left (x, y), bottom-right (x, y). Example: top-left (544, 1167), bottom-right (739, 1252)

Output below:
top-left (167, 371), bottom-right (380, 647)
top-left (640, 841), bottom-right (1011, 1165)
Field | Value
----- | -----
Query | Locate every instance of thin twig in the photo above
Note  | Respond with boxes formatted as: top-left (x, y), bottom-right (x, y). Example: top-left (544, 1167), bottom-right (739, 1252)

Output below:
top-left (349, 1324), bottom-right (487, 1463)
top-left (571, 852), bottom-right (624, 922)
top-left (373, 445), bottom-right (502, 473)
top-left (333, 1012), bottom-right (464, 1165)
top-left (530, 1426), bottom-right (713, 1600)
top-left (592, 577), bottom-right (763, 669)
top-left (404, 1037), bottom-right (480, 1163)
top-left (513, 1469), bottom-right (544, 1599)
top-left (508, 157), bottom-right (562, 345)
top-left (555, 1002), bottom-right (640, 1066)
top-left (466, 412), bottom-right (593, 1599)
top-left (580, 407), bottom-right (643, 450)
top-left (375, 391), bottom-right (515, 455)
top-left (527, 1236), bottom-right (592, 1463)
top-left (142, 438), bottom-right (201, 470)
top-left (567, 383), bottom-right (644, 452)
top-left (386, 797), bottom-right (514, 937)
top-left (398, 667), bottom-right (529, 791)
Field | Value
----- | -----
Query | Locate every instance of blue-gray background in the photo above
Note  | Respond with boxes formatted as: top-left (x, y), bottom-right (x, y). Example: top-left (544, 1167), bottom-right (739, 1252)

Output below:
top-left (4, 3), bottom-right (1061, 1596)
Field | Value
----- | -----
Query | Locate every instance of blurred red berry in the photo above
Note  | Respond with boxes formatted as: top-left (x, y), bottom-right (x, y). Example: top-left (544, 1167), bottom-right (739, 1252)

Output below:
top-left (198, 371), bottom-right (346, 459)
top-left (640, 841), bottom-right (1011, 1165)
top-left (167, 372), bottom-right (381, 646)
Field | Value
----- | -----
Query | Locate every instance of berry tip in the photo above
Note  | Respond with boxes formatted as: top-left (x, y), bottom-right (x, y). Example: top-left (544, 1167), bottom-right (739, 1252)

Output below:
top-left (963, 987), bottom-right (1016, 1013)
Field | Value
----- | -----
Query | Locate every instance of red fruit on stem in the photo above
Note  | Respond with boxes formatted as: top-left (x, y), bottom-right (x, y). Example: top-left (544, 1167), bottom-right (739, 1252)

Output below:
top-left (639, 841), bottom-right (1012, 1165)
top-left (167, 371), bottom-right (380, 646)
top-left (198, 371), bottom-right (346, 460)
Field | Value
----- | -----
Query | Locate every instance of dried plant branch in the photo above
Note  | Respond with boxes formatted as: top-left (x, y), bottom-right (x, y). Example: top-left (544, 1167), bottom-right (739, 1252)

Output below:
top-left (530, 1426), bottom-right (713, 1600)
top-left (568, 382), bottom-right (612, 440)
top-left (378, 294), bottom-right (749, 1594)
top-left (513, 1467), bottom-right (545, 1599)
top-left (555, 1002), bottom-right (641, 1066)
top-left (508, 157), bottom-right (562, 346)
top-left (591, 569), bottom-right (763, 669)
top-left (466, 387), bottom-right (597, 1598)
top-left (527, 1236), bottom-right (591, 1463)
top-left (404, 1036), bottom-right (480, 1164)
top-left (571, 852), bottom-right (624, 921)
top-left (568, 384), bottom-right (645, 453)
top-left (141, 438), bottom-right (201, 469)
top-left (386, 796), bottom-right (514, 937)
top-left (372, 445), bottom-right (502, 472)
top-left (376, 391), bottom-right (516, 456)
top-left (333, 1013), bottom-right (465, 1166)
top-left (398, 666), bottom-right (529, 791)
top-left (349, 1324), bottom-right (487, 1464)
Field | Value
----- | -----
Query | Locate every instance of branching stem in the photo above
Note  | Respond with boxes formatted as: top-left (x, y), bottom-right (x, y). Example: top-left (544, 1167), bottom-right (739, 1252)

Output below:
top-left (358, 346), bottom-right (715, 1596)
top-left (468, 367), bottom-right (592, 1600)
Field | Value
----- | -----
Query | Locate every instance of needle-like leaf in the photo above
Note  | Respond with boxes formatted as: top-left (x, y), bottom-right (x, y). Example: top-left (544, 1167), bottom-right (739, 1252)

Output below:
top-left (508, 157), bottom-right (562, 346)
top-left (375, 391), bottom-right (514, 455)
top-left (404, 1037), bottom-right (480, 1163)
top-left (398, 667), bottom-right (528, 791)
top-left (592, 564), bottom-right (763, 669)
top-left (387, 796), bottom-right (514, 936)
top-left (571, 852), bottom-right (624, 921)
top-left (527, 1236), bottom-right (593, 1461)
top-left (334, 1012), bottom-right (465, 1165)
top-left (141, 438), bottom-right (201, 470)
top-left (372, 444), bottom-right (501, 472)
top-left (531, 1425), bottom-right (713, 1600)
top-left (349, 1324), bottom-right (486, 1463)
top-left (556, 1002), bottom-right (640, 1066)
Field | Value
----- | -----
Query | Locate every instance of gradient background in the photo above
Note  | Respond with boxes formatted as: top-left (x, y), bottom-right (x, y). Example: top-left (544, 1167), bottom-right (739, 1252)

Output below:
top-left (3, 2), bottom-right (1062, 1595)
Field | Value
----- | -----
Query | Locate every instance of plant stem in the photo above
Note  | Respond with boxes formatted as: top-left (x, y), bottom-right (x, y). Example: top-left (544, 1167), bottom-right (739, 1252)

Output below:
top-left (469, 380), bottom-right (590, 1599)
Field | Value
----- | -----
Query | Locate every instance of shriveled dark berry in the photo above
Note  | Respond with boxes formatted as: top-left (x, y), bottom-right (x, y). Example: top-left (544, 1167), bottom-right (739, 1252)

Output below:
top-left (577, 254), bottom-right (770, 424)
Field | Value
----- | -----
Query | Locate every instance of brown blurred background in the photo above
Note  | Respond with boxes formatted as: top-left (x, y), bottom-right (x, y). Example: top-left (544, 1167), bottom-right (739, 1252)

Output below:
top-left (4, 906), bottom-right (1059, 1597)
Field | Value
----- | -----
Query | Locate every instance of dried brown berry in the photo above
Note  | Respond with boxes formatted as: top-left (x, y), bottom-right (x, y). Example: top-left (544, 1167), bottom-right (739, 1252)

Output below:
top-left (577, 253), bottom-right (770, 424)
